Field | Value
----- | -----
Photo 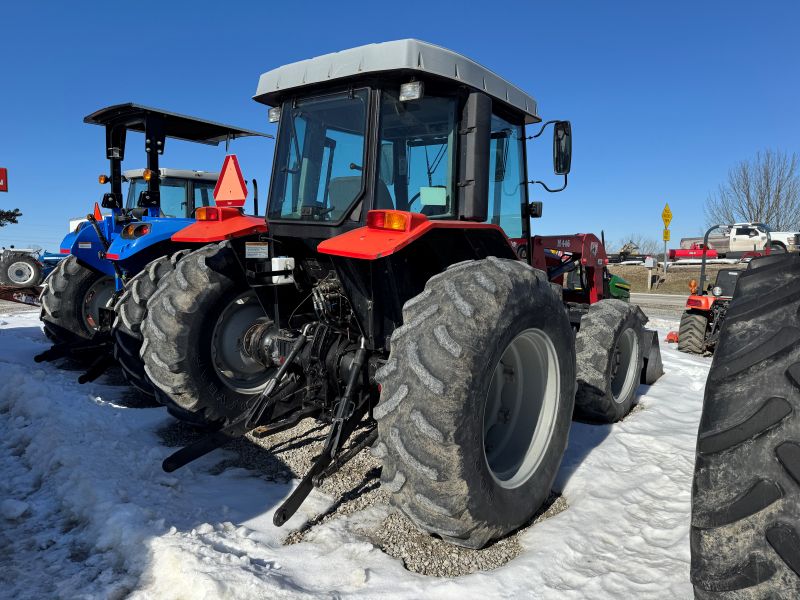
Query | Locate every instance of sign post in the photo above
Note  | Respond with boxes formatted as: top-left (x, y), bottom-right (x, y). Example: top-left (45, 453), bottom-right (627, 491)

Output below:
top-left (0, 168), bottom-right (7, 193)
top-left (661, 203), bottom-right (672, 276)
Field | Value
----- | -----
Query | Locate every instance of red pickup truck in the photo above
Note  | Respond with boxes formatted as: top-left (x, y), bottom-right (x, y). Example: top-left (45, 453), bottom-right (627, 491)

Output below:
top-left (668, 243), bottom-right (719, 260)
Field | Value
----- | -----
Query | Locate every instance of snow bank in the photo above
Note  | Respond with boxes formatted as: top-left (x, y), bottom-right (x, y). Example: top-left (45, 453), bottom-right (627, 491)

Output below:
top-left (0, 308), bottom-right (707, 599)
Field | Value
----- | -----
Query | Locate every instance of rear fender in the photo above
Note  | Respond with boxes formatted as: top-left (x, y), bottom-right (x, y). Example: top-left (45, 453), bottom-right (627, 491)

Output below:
top-left (323, 214), bottom-right (517, 350)
top-left (171, 210), bottom-right (266, 243)
top-left (106, 217), bottom-right (195, 263)
top-left (61, 218), bottom-right (115, 276)
top-left (685, 295), bottom-right (715, 311)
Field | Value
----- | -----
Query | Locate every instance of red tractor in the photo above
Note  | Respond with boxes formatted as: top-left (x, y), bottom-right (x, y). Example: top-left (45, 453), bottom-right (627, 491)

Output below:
top-left (141, 40), bottom-right (662, 548)
top-left (677, 224), bottom-right (772, 354)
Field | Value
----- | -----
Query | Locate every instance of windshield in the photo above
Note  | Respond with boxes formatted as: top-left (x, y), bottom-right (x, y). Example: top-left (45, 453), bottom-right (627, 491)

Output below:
top-left (268, 90), bottom-right (368, 222)
top-left (377, 91), bottom-right (457, 216)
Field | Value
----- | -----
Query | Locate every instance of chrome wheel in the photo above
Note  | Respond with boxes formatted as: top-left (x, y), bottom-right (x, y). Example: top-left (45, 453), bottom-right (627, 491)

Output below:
top-left (611, 328), bottom-right (639, 403)
top-left (483, 328), bottom-right (561, 489)
top-left (210, 291), bottom-right (273, 393)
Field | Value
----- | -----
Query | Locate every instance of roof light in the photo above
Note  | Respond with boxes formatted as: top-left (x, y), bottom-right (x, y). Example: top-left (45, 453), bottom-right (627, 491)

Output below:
top-left (367, 210), bottom-right (411, 232)
top-left (399, 81), bottom-right (424, 102)
top-left (98, 174), bottom-right (109, 184)
top-left (195, 207), bottom-right (220, 221)
top-left (268, 107), bottom-right (282, 123)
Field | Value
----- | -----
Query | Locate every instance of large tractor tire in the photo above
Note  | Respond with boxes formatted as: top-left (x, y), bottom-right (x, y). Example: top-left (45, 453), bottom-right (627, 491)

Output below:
top-left (691, 252), bottom-right (800, 598)
top-left (678, 312), bottom-right (708, 355)
top-left (112, 250), bottom-right (189, 399)
top-left (0, 252), bottom-right (42, 287)
top-left (374, 257), bottom-right (575, 549)
top-left (141, 242), bottom-right (273, 425)
top-left (40, 255), bottom-right (115, 343)
top-left (573, 299), bottom-right (646, 423)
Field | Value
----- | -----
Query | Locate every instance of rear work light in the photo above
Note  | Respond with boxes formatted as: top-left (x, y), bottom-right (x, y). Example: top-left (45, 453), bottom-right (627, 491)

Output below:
top-left (366, 210), bottom-right (412, 232)
top-left (195, 207), bottom-right (220, 221)
top-left (121, 223), bottom-right (151, 239)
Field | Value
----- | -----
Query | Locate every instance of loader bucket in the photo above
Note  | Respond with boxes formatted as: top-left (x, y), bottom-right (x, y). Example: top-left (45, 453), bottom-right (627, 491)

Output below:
top-left (640, 328), bottom-right (664, 385)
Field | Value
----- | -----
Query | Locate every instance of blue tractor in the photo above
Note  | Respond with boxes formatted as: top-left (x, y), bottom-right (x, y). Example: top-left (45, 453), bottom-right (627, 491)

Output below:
top-left (38, 104), bottom-right (266, 394)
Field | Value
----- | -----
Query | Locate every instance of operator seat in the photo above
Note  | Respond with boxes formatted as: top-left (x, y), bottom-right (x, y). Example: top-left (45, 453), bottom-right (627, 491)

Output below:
top-left (328, 176), bottom-right (395, 211)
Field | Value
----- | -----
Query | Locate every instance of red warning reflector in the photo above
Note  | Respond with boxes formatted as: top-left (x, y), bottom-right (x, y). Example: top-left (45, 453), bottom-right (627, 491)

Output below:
top-left (93, 202), bottom-right (103, 221)
top-left (214, 154), bottom-right (248, 208)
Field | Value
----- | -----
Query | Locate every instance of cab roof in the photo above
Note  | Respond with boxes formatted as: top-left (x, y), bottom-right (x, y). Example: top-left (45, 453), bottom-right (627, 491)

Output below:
top-left (84, 103), bottom-right (270, 145)
top-left (254, 39), bottom-right (540, 124)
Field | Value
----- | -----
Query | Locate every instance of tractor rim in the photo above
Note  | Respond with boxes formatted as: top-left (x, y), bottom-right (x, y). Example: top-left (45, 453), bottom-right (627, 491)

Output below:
top-left (82, 277), bottom-right (115, 331)
top-left (210, 291), bottom-right (273, 393)
top-left (483, 328), bottom-right (560, 489)
top-left (611, 328), bottom-right (639, 403)
top-left (8, 261), bottom-right (35, 285)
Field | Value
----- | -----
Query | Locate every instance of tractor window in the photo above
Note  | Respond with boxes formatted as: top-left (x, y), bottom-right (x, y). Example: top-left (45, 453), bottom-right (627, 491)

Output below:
top-left (487, 114), bottom-right (526, 238)
top-left (125, 178), bottom-right (147, 210)
top-left (193, 180), bottom-right (216, 209)
top-left (377, 91), bottom-right (457, 216)
top-left (159, 178), bottom-right (189, 217)
top-left (268, 90), bottom-right (368, 222)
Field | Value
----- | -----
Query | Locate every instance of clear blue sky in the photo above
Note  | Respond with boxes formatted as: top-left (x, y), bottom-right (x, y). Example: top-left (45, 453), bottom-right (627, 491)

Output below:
top-left (1, 0), bottom-right (798, 250)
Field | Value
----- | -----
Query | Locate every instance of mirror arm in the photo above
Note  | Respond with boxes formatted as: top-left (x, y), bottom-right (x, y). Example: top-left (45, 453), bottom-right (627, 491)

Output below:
top-left (525, 120), bottom-right (561, 140)
top-left (529, 173), bottom-right (568, 193)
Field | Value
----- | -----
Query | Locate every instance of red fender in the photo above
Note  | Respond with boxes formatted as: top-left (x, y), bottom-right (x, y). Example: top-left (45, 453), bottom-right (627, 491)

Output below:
top-left (685, 294), bottom-right (715, 311)
top-left (317, 210), bottom-right (507, 260)
top-left (172, 207), bottom-right (267, 243)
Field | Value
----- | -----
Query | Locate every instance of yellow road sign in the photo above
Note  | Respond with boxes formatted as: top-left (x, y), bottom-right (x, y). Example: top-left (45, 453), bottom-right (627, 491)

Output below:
top-left (662, 203), bottom-right (672, 228)
top-left (663, 228), bottom-right (671, 242)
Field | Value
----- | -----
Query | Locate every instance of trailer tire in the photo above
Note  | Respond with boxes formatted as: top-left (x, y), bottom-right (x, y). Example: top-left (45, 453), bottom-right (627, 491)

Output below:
top-left (678, 312), bottom-right (708, 355)
top-left (0, 252), bottom-right (42, 287)
top-left (691, 252), bottom-right (800, 598)
top-left (113, 251), bottom-right (189, 397)
top-left (375, 257), bottom-right (575, 549)
top-left (573, 299), bottom-right (646, 423)
top-left (141, 242), bottom-right (272, 425)
top-left (40, 255), bottom-right (114, 343)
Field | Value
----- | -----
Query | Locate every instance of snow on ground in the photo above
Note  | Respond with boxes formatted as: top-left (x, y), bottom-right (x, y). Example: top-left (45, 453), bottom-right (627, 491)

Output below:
top-left (0, 308), bottom-right (709, 599)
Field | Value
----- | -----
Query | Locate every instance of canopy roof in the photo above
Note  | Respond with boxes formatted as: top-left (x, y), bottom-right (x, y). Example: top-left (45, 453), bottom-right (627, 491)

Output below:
top-left (254, 39), bottom-right (539, 123)
top-left (84, 103), bottom-right (270, 145)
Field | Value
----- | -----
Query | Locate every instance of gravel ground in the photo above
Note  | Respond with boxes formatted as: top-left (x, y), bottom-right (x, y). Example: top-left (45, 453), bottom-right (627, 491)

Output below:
top-left (156, 416), bottom-right (569, 578)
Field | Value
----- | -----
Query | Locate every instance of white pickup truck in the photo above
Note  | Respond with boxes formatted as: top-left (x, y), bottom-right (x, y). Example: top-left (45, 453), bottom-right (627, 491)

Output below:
top-left (680, 222), bottom-right (800, 257)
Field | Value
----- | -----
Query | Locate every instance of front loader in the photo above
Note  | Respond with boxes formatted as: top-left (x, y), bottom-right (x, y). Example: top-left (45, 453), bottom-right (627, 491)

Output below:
top-left (141, 40), bottom-right (663, 548)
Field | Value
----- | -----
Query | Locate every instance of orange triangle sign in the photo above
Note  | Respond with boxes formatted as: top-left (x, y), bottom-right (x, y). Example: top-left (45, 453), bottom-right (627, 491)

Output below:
top-left (214, 154), bottom-right (248, 208)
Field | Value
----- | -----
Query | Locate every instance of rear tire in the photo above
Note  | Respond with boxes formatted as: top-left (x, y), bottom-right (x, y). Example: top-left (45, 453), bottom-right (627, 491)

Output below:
top-left (374, 257), bottom-right (575, 549)
top-left (691, 252), bottom-right (800, 597)
top-left (112, 251), bottom-right (189, 398)
top-left (0, 252), bottom-right (42, 287)
top-left (141, 242), bottom-right (272, 425)
top-left (678, 311), bottom-right (708, 355)
top-left (573, 299), bottom-right (646, 423)
top-left (40, 255), bottom-right (115, 343)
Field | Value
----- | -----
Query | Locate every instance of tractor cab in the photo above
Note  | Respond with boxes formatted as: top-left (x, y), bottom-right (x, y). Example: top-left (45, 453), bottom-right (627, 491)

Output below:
top-left (122, 168), bottom-right (218, 218)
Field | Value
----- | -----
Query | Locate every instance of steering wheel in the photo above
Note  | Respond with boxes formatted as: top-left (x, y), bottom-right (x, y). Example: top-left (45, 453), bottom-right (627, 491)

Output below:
top-left (407, 191), bottom-right (422, 213)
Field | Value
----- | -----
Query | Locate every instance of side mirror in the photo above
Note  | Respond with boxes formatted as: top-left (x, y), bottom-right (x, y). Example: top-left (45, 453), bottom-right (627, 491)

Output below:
top-left (553, 121), bottom-right (572, 175)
